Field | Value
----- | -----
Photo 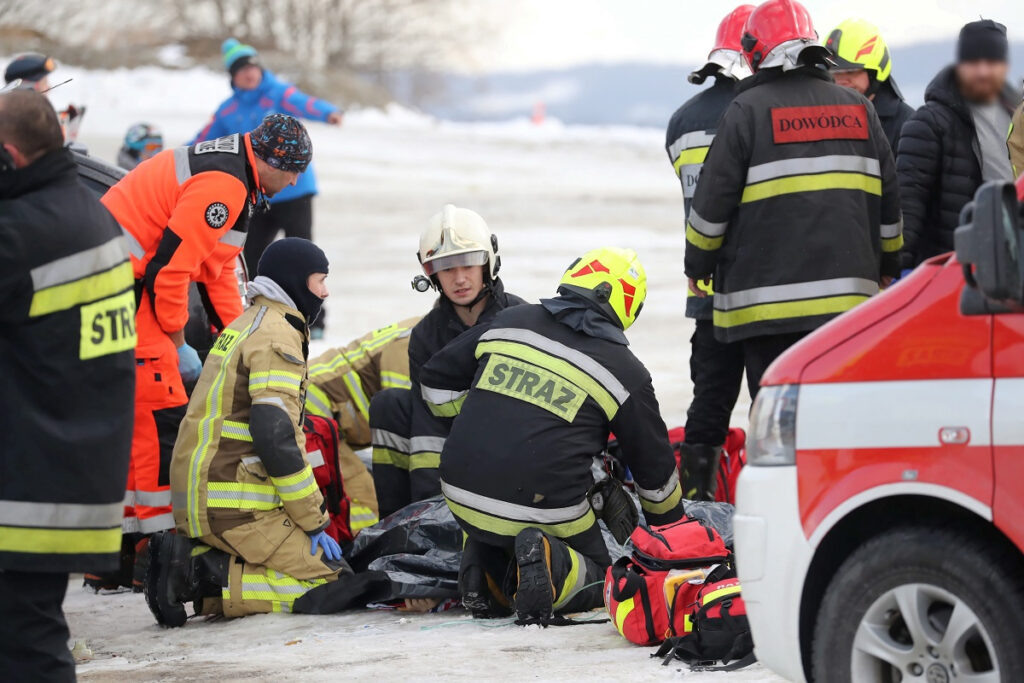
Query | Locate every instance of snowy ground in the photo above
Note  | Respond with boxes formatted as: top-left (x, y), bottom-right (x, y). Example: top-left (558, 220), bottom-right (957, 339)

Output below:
top-left (58, 64), bottom-right (775, 681)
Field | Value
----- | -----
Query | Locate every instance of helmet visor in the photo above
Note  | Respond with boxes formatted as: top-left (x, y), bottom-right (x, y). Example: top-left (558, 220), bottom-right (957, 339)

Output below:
top-left (422, 250), bottom-right (487, 276)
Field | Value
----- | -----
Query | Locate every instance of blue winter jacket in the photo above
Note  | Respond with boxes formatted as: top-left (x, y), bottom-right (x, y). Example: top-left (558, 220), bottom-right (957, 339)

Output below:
top-left (190, 69), bottom-right (339, 204)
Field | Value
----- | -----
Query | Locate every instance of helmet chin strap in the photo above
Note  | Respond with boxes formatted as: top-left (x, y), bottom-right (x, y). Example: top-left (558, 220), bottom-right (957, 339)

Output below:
top-left (454, 281), bottom-right (492, 310)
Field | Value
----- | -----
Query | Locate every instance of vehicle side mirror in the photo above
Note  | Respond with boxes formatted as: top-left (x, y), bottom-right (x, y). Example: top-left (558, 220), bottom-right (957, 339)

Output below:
top-left (955, 181), bottom-right (1024, 312)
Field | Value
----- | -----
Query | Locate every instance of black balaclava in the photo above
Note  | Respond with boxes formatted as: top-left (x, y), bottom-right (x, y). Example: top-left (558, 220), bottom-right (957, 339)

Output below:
top-left (256, 237), bottom-right (329, 324)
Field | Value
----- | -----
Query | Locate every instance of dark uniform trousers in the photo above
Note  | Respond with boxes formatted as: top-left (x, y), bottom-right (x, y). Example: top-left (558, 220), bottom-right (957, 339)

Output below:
top-left (686, 318), bottom-right (745, 445)
top-left (741, 332), bottom-right (807, 399)
top-left (0, 571), bottom-right (75, 682)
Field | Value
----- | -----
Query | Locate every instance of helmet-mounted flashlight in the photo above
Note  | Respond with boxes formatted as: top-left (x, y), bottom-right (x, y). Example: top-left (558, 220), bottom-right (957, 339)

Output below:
top-left (411, 275), bottom-right (433, 293)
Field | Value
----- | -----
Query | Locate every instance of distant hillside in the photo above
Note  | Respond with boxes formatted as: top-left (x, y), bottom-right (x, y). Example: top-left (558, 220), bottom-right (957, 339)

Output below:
top-left (397, 40), bottom-right (1024, 127)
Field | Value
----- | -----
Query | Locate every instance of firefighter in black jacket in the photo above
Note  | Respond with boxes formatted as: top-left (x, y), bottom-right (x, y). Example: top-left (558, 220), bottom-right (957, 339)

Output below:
top-left (421, 247), bottom-right (684, 625)
top-left (665, 4), bottom-right (752, 502)
top-left (369, 205), bottom-right (524, 518)
top-left (0, 89), bottom-right (135, 680)
top-left (685, 0), bottom-right (902, 397)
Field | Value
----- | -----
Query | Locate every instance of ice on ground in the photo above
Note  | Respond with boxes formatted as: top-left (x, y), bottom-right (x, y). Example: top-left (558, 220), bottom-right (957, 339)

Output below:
top-left (59, 63), bottom-right (765, 680)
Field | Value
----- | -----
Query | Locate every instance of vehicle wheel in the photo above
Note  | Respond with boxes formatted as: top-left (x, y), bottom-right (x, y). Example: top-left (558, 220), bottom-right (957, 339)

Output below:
top-left (811, 526), bottom-right (1024, 683)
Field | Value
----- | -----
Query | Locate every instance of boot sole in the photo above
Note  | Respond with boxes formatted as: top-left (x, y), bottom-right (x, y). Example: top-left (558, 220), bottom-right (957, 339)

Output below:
top-left (514, 529), bottom-right (555, 625)
top-left (143, 532), bottom-right (188, 628)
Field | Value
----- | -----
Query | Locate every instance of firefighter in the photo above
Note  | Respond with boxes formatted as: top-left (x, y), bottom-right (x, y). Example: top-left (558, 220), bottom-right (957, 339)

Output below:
top-left (305, 316), bottom-right (422, 531)
top-left (368, 205), bottom-right (525, 519)
top-left (824, 18), bottom-right (914, 155)
top-left (147, 238), bottom-right (350, 626)
top-left (420, 247), bottom-right (684, 624)
top-left (685, 0), bottom-right (902, 398)
top-left (0, 90), bottom-right (134, 679)
top-left (93, 114), bottom-right (313, 591)
top-left (666, 4), bottom-right (753, 501)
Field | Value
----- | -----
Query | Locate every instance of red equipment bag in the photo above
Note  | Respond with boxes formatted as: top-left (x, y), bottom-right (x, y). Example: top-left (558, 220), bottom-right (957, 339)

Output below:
top-left (604, 517), bottom-right (732, 645)
top-left (654, 578), bottom-right (756, 671)
top-left (303, 414), bottom-right (354, 543)
top-left (667, 427), bottom-right (747, 504)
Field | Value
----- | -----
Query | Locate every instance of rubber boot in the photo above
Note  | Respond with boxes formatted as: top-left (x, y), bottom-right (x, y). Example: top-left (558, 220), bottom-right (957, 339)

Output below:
top-left (459, 537), bottom-right (512, 619)
top-left (680, 444), bottom-right (722, 502)
top-left (145, 532), bottom-right (227, 627)
top-left (513, 528), bottom-right (556, 625)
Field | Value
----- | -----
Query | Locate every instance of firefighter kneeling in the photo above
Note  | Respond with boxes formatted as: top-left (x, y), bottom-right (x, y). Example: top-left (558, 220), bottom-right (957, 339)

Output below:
top-left (420, 247), bottom-right (684, 624)
top-left (146, 239), bottom-right (351, 626)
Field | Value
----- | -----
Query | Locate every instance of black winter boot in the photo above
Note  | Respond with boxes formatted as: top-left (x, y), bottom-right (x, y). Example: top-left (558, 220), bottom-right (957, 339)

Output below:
top-left (513, 528), bottom-right (555, 625)
top-left (680, 443), bottom-right (722, 501)
top-left (145, 532), bottom-right (227, 627)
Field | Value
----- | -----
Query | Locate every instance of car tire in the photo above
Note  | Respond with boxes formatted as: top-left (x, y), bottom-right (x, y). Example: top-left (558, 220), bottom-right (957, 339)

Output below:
top-left (811, 525), bottom-right (1024, 683)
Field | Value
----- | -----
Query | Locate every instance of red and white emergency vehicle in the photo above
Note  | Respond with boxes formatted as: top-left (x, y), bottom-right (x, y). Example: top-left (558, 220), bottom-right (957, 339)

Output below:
top-left (735, 177), bottom-right (1024, 682)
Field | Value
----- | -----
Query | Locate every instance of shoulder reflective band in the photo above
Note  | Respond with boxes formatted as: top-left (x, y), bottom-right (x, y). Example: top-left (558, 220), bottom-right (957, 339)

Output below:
top-left (714, 277), bottom-right (878, 329)
top-left (29, 236), bottom-right (133, 317)
top-left (79, 289), bottom-right (137, 360)
top-left (476, 353), bottom-right (586, 422)
top-left (741, 154), bottom-right (881, 204)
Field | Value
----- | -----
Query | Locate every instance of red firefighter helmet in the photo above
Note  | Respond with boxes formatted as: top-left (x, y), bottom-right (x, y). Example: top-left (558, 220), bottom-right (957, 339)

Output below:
top-left (713, 5), bottom-right (757, 53)
top-left (741, 0), bottom-right (820, 72)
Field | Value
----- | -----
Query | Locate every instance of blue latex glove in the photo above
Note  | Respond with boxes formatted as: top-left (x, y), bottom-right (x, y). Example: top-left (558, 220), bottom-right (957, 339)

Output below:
top-left (310, 530), bottom-right (343, 562)
top-left (177, 343), bottom-right (203, 384)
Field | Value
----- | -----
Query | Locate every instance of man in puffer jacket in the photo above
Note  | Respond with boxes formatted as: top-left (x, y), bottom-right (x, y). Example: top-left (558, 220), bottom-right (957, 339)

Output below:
top-left (897, 20), bottom-right (1020, 269)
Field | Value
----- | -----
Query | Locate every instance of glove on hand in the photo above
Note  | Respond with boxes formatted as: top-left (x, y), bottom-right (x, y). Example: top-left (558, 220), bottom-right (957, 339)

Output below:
top-left (589, 477), bottom-right (639, 545)
top-left (309, 530), bottom-right (343, 562)
top-left (177, 342), bottom-right (203, 384)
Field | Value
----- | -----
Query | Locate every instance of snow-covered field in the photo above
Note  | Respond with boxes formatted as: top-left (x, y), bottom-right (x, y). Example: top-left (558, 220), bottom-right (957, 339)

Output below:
top-left (55, 64), bottom-right (775, 681)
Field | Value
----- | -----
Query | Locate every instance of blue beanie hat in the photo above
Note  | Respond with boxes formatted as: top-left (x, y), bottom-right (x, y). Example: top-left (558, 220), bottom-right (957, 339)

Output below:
top-left (222, 38), bottom-right (259, 76)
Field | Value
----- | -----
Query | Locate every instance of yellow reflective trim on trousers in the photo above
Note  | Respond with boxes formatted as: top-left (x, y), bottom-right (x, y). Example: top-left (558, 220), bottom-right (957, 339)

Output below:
top-left (614, 596), bottom-right (636, 634)
top-left (304, 383), bottom-right (332, 418)
top-left (409, 452), bottom-right (440, 471)
top-left (0, 525), bottom-right (121, 554)
top-left (426, 394), bottom-right (465, 418)
top-left (702, 584), bottom-right (742, 605)
top-left (445, 497), bottom-right (597, 539)
top-left (714, 294), bottom-right (870, 329)
top-left (475, 341), bottom-right (619, 420)
top-left (639, 483), bottom-right (683, 515)
top-left (882, 234), bottom-right (904, 253)
top-left (673, 146), bottom-right (709, 175)
top-left (553, 547), bottom-right (582, 609)
top-left (188, 312), bottom-right (260, 537)
top-left (741, 172), bottom-right (881, 204)
top-left (685, 223), bottom-right (724, 252)
top-left (29, 261), bottom-right (134, 317)
top-left (372, 447), bottom-right (410, 470)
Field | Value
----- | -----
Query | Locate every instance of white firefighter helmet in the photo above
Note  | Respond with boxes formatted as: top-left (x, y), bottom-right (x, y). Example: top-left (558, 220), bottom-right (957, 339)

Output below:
top-left (418, 204), bottom-right (500, 281)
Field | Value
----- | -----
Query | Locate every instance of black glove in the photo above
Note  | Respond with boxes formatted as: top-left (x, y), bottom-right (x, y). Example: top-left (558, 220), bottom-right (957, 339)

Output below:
top-left (589, 478), bottom-right (639, 545)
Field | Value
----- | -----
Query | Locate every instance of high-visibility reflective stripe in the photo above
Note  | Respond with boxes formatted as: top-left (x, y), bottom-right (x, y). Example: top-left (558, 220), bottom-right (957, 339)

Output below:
top-left (308, 325), bottom-right (410, 376)
top-left (342, 371), bottom-right (370, 420)
top-left (0, 525), bottom-right (121, 554)
top-left (668, 130), bottom-right (715, 163)
top-left (206, 482), bottom-right (281, 510)
top-left (686, 223), bottom-right (724, 252)
top-left (235, 568), bottom-right (328, 610)
top-left (30, 237), bottom-right (129, 291)
top-left (880, 219), bottom-right (903, 239)
top-left (409, 452), bottom-right (441, 470)
top-left (475, 340), bottom-right (620, 420)
top-left (741, 172), bottom-right (881, 204)
top-left (554, 547), bottom-right (586, 609)
top-left (673, 146), bottom-right (709, 175)
top-left (350, 505), bottom-right (379, 531)
top-left (139, 512), bottom-right (175, 533)
top-left (304, 383), bottom-right (332, 418)
top-left (372, 429), bottom-right (410, 454)
top-left (442, 480), bottom-right (592, 525)
top-left (882, 235), bottom-right (904, 253)
top-left (0, 500), bottom-right (123, 529)
top-left (634, 470), bottom-right (681, 504)
top-left (372, 447), bottom-right (410, 470)
top-left (411, 436), bottom-right (446, 454)
top-left (640, 483), bottom-right (683, 515)
top-left (714, 295), bottom-right (870, 328)
top-left (446, 498), bottom-right (596, 539)
top-left (122, 516), bottom-right (141, 534)
top-left (306, 449), bottom-right (325, 468)
top-left (134, 489), bottom-right (172, 507)
top-left (29, 261), bottom-right (134, 317)
top-left (121, 227), bottom-right (145, 259)
top-left (702, 583), bottom-right (742, 605)
top-left (614, 596), bottom-right (636, 634)
top-left (173, 146), bottom-right (191, 184)
top-left (715, 277), bottom-right (879, 312)
top-left (249, 370), bottom-right (303, 393)
top-left (687, 208), bottom-right (728, 238)
top-left (221, 420), bottom-right (252, 442)
top-left (425, 394), bottom-right (465, 418)
top-left (270, 466), bottom-right (318, 501)
top-left (421, 386), bottom-right (467, 406)
top-left (219, 230), bottom-right (246, 247)
top-left (745, 155), bottom-right (880, 185)
top-left (381, 371), bottom-right (412, 390)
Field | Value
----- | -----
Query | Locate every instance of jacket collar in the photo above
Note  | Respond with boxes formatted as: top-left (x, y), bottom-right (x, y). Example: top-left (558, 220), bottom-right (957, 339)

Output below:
top-left (230, 68), bottom-right (276, 102)
top-left (250, 293), bottom-right (309, 339)
top-left (737, 64), bottom-right (832, 94)
top-left (0, 147), bottom-right (77, 200)
top-left (871, 84), bottom-right (902, 117)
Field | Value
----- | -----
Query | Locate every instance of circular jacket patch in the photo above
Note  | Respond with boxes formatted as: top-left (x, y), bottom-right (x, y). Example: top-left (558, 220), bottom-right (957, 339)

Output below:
top-left (205, 202), bottom-right (229, 228)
